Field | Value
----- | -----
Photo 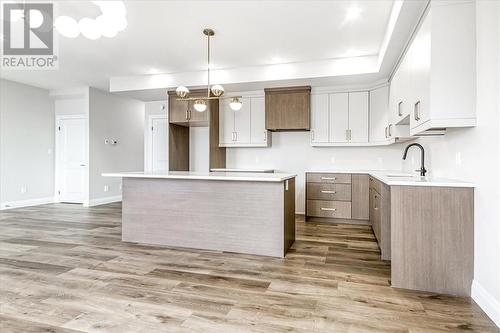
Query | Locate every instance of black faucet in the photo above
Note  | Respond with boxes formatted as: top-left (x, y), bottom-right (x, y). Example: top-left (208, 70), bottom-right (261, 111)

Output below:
top-left (402, 143), bottom-right (427, 177)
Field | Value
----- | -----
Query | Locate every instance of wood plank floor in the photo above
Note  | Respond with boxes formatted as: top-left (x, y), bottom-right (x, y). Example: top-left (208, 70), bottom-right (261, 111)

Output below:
top-left (0, 203), bottom-right (497, 333)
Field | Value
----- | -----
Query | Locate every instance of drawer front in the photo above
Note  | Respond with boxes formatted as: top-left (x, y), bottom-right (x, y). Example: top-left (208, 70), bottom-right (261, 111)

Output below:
top-left (306, 173), bottom-right (352, 184)
top-left (306, 200), bottom-right (352, 219)
top-left (306, 183), bottom-right (351, 201)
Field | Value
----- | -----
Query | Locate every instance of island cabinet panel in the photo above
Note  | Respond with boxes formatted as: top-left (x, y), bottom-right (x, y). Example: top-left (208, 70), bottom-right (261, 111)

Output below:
top-left (351, 174), bottom-right (369, 220)
top-left (391, 186), bottom-right (474, 296)
top-left (122, 177), bottom-right (295, 258)
top-left (265, 86), bottom-right (311, 131)
top-left (369, 176), bottom-right (391, 260)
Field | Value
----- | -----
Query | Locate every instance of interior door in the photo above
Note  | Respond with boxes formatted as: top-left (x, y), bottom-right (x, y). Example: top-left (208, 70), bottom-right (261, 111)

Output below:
top-left (234, 97), bottom-right (251, 144)
top-left (151, 117), bottom-right (168, 172)
top-left (348, 91), bottom-right (369, 143)
top-left (329, 93), bottom-right (349, 143)
top-left (58, 117), bottom-right (86, 203)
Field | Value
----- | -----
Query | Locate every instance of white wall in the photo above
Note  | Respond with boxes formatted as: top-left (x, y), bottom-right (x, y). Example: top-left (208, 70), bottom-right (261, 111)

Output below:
top-left (402, 1), bottom-right (500, 326)
top-left (89, 88), bottom-right (144, 205)
top-left (227, 131), bottom-right (405, 212)
top-left (190, 127), bottom-right (210, 172)
top-left (0, 79), bottom-right (55, 208)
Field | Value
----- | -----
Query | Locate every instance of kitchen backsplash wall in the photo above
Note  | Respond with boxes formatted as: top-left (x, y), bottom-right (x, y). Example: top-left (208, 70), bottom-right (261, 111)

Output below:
top-left (226, 131), bottom-right (406, 212)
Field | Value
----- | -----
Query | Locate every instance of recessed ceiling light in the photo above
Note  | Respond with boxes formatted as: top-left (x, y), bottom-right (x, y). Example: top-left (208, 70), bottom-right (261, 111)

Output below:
top-left (345, 6), bottom-right (362, 22)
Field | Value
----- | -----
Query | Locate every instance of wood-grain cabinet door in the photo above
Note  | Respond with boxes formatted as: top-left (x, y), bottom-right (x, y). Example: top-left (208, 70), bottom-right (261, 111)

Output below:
top-left (250, 97), bottom-right (268, 144)
top-left (169, 97), bottom-right (188, 123)
top-left (188, 100), bottom-right (209, 122)
top-left (369, 188), bottom-right (380, 240)
top-left (266, 92), bottom-right (310, 130)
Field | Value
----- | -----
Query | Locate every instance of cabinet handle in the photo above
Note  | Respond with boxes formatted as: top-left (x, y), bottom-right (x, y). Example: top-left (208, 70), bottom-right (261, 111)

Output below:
top-left (345, 129), bottom-right (349, 141)
top-left (311, 130), bottom-right (315, 141)
top-left (398, 101), bottom-right (403, 117)
top-left (321, 190), bottom-right (337, 194)
top-left (384, 126), bottom-right (388, 138)
top-left (349, 129), bottom-right (352, 141)
top-left (321, 208), bottom-right (336, 211)
top-left (185, 109), bottom-right (189, 120)
top-left (374, 195), bottom-right (378, 210)
top-left (234, 131), bottom-right (238, 141)
top-left (263, 131), bottom-right (267, 142)
top-left (414, 101), bottom-right (421, 121)
top-left (321, 177), bottom-right (336, 180)
top-left (388, 124), bottom-right (393, 137)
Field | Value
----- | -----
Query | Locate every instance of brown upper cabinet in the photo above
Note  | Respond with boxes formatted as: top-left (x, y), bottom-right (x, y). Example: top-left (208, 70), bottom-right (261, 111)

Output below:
top-left (168, 90), bottom-right (209, 126)
top-left (265, 86), bottom-right (311, 131)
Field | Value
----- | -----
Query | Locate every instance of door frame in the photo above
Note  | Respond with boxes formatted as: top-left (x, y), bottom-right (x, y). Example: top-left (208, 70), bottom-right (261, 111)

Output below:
top-left (54, 114), bottom-right (88, 204)
top-left (145, 114), bottom-right (168, 172)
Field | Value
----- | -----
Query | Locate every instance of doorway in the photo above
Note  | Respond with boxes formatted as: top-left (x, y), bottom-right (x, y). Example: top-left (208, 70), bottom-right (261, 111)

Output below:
top-left (147, 115), bottom-right (168, 172)
top-left (55, 116), bottom-right (87, 203)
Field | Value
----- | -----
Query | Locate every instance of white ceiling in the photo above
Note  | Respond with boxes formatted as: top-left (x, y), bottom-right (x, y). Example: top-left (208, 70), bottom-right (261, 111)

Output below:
top-left (0, 0), bottom-right (426, 99)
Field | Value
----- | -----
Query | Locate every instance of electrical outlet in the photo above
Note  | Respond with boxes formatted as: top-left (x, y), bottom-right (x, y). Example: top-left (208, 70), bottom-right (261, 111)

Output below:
top-left (104, 185), bottom-right (109, 192)
top-left (20, 185), bottom-right (27, 194)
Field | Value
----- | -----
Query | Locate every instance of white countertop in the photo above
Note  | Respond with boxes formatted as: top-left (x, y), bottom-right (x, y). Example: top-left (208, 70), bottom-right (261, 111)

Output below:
top-left (102, 171), bottom-right (296, 182)
top-left (305, 170), bottom-right (475, 188)
top-left (209, 168), bottom-right (274, 173)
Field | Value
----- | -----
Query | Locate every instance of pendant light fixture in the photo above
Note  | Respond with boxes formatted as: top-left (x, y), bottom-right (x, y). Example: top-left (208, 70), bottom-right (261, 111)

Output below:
top-left (174, 28), bottom-right (242, 111)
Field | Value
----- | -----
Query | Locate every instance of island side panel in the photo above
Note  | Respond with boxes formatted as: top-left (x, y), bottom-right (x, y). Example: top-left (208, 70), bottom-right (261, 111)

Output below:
top-left (284, 178), bottom-right (295, 255)
top-left (122, 178), bottom-right (285, 257)
top-left (391, 186), bottom-right (474, 296)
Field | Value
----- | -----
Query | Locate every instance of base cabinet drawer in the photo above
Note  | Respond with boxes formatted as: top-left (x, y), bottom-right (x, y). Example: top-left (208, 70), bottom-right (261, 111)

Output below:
top-left (306, 173), bottom-right (352, 184)
top-left (306, 183), bottom-right (351, 201)
top-left (306, 200), bottom-right (352, 219)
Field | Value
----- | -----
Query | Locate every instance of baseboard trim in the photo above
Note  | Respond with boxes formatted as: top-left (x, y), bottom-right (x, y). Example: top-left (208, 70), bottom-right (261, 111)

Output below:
top-left (0, 196), bottom-right (55, 210)
top-left (85, 195), bottom-right (122, 207)
top-left (472, 280), bottom-right (500, 328)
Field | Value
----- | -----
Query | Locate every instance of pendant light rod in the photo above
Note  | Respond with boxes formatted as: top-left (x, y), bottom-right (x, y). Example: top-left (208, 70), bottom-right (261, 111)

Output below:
top-left (203, 28), bottom-right (214, 99)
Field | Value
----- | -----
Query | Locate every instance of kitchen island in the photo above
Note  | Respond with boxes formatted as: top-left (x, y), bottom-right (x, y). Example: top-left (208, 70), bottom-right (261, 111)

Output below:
top-left (103, 171), bottom-right (296, 257)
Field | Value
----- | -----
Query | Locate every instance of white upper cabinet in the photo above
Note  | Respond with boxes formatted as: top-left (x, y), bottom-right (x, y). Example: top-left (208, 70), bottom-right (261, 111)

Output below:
top-left (348, 92), bottom-right (369, 143)
top-left (250, 97), bottom-right (270, 145)
top-left (233, 97), bottom-right (251, 144)
top-left (329, 93), bottom-right (349, 143)
top-left (219, 100), bottom-right (235, 145)
top-left (311, 91), bottom-right (371, 146)
top-left (219, 95), bottom-right (270, 147)
top-left (389, 1), bottom-right (476, 136)
top-left (369, 86), bottom-right (389, 143)
top-left (310, 94), bottom-right (329, 143)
